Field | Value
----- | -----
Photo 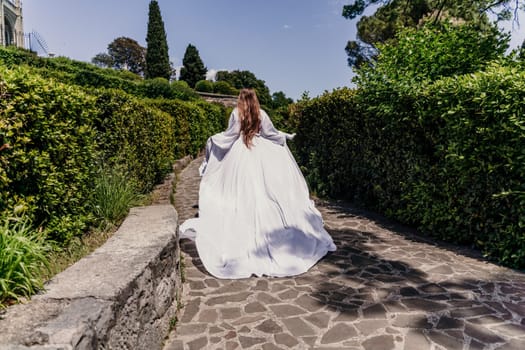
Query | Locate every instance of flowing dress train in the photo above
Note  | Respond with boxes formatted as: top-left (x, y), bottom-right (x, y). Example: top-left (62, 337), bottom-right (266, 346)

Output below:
top-left (179, 108), bottom-right (336, 279)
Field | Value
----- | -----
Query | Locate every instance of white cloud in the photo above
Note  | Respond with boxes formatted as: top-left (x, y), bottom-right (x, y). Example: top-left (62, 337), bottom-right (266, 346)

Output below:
top-left (206, 68), bottom-right (228, 81)
top-left (283, 24), bottom-right (292, 30)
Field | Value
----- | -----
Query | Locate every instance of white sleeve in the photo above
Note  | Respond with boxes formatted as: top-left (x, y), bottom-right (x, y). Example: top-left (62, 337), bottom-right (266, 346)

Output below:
top-left (202, 109), bottom-right (241, 166)
top-left (259, 109), bottom-right (292, 145)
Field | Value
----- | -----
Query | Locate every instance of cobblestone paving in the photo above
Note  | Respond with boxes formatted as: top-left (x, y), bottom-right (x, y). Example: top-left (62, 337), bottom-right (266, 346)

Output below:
top-left (163, 157), bottom-right (525, 350)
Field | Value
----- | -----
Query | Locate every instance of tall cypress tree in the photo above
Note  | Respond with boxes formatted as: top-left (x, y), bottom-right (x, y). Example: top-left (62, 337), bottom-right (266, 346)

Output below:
top-left (179, 44), bottom-right (208, 88)
top-left (145, 0), bottom-right (171, 80)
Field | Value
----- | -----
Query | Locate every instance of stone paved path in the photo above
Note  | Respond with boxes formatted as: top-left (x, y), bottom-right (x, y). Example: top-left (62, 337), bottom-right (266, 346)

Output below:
top-left (163, 157), bottom-right (525, 350)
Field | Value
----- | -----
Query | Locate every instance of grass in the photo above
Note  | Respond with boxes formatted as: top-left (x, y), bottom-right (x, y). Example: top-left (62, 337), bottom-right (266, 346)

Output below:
top-left (0, 218), bottom-right (50, 307)
top-left (91, 166), bottom-right (143, 229)
top-left (42, 166), bottom-right (148, 280)
top-left (0, 166), bottom-right (150, 307)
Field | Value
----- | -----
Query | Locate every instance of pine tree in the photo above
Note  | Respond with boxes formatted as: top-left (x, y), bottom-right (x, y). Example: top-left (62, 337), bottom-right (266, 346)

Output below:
top-left (145, 0), bottom-right (171, 80)
top-left (179, 44), bottom-right (207, 88)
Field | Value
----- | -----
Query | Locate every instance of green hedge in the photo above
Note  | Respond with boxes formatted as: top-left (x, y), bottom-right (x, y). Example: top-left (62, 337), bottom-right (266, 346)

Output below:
top-left (91, 89), bottom-right (178, 192)
top-left (0, 66), bottom-right (98, 242)
top-left (0, 47), bottom-right (199, 101)
top-left (0, 63), bottom-right (228, 244)
top-left (292, 65), bottom-right (525, 268)
top-left (406, 65), bottom-right (525, 267)
top-left (147, 99), bottom-right (228, 157)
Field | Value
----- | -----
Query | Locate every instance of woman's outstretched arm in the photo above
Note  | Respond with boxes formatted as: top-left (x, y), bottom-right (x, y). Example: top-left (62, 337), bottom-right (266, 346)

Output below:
top-left (259, 110), bottom-right (294, 145)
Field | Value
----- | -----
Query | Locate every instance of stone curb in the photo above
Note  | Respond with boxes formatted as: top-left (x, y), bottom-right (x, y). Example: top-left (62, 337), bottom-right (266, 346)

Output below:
top-left (0, 205), bottom-right (181, 350)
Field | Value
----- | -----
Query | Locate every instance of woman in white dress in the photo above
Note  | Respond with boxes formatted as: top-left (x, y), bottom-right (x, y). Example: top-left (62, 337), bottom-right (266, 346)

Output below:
top-left (179, 89), bottom-right (336, 279)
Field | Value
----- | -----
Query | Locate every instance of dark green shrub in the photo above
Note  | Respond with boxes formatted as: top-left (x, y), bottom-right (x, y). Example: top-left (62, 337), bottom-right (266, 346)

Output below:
top-left (190, 100), bottom-right (229, 154)
top-left (402, 65), bottom-right (525, 267)
top-left (147, 98), bottom-right (228, 157)
top-left (92, 88), bottom-right (177, 192)
top-left (293, 88), bottom-right (367, 198)
top-left (213, 81), bottom-right (238, 95)
top-left (140, 77), bottom-right (173, 99)
top-left (170, 80), bottom-right (199, 100)
top-left (0, 66), bottom-right (98, 243)
top-left (146, 99), bottom-right (192, 158)
top-left (73, 68), bottom-right (140, 94)
top-left (291, 22), bottom-right (523, 267)
top-left (195, 79), bottom-right (214, 93)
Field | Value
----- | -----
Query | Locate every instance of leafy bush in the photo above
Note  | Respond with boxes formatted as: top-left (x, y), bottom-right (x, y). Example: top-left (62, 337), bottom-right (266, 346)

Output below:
top-left (0, 217), bottom-right (49, 306)
top-left (293, 88), bottom-right (370, 199)
top-left (170, 80), bottom-right (199, 100)
top-left (405, 65), bottom-right (525, 267)
top-left (195, 79), bottom-right (214, 93)
top-left (359, 21), bottom-right (509, 84)
top-left (291, 23), bottom-right (524, 268)
top-left (73, 68), bottom-right (140, 94)
top-left (213, 81), bottom-right (238, 95)
top-left (92, 88), bottom-right (177, 192)
top-left (140, 77), bottom-right (173, 99)
top-left (0, 66), bottom-right (99, 243)
top-left (147, 98), bottom-right (228, 157)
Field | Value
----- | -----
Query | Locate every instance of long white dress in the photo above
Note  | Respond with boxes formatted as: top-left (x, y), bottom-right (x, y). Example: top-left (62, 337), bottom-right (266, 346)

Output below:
top-left (179, 108), bottom-right (336, 279)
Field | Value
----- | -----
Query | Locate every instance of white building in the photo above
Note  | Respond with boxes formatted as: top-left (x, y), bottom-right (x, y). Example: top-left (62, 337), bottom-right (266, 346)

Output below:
top-left (1, 0), bottom-right (23, 48)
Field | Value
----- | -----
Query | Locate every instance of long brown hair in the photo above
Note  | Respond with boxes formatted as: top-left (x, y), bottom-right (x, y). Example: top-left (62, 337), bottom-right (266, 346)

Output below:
top-left (238, 89), bottom-right (261, 148)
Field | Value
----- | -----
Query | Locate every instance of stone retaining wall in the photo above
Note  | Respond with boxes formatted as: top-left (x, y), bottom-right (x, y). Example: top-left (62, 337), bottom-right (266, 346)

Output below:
top-left (0, 205), bottom-right (181, 350)
top-left (196, 92), bottom-right (238, 107)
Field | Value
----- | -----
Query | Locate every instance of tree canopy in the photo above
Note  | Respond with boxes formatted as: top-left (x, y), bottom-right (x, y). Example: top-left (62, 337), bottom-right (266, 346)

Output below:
top-left (145, 0), bottom-right (171, 80)
top-left (91, 37), bottom-right (146, 75)
top-left (343, 0), bottom-right (523, 68)
top-left (216, 70), bottom-right (272, 105)
top-left (179, 44), bottom-right (207, 88)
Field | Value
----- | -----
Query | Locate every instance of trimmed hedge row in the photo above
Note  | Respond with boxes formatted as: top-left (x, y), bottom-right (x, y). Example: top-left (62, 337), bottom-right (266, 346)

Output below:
top-left (0, 47), bottom-right (198, 101)
top-left (0, 65), bottom-right (227, 243)
top-left (292, 65), bottom-right (525, 268)
top-left (146, 99), bottom-right (228, 158)
top-left (0, 66), bottom-right (98, 242)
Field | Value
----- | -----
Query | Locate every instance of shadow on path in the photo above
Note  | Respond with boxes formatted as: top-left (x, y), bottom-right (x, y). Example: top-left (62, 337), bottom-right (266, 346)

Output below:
top-left (168, 157), bottom-right (525, 350)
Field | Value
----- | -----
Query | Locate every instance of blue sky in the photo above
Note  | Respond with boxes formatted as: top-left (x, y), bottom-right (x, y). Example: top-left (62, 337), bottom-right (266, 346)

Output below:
top-left (23, 1), bottom-right (524, 100)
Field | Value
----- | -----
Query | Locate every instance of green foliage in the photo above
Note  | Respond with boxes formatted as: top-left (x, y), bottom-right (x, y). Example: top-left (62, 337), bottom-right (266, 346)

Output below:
top-left (215, 70), bottom-right (271, 105)
top-left (271, 91), bottom-right (294, 109)
top-left (92, 89), bottom-right (177, 192)
top-left (0, 46), bottom-right (201, 101)
top-left (145, 0), bottom-right (171, 80)
top-left (140, 77), bottom-right (173, 99)
top-left (195, 79), bottom-right (214, 93)
top-left (179, 44), bottom-right (207, 88)
top-left (292, 23), bottom-right (524, 268)
top-left (0, 45), bottom-right (227, 304)
top-left (0, 65), bottom-right (99, 243)
top-left (92, 37), bottom-right (146, 75)
top-left (106, 37), bottom-right (146, 75)
top-left (213, 81), bottom-right (238, 95)
top-left (92, 52), bottom-right (114, 68)
top-left (170, 80), bottom-right (199, 100)
top-left (92, 166), bottom-right (141, 228)
top-left (342, 0), bottom-right (515, 67)
top-left (293, 88), bottom-right (364, 198)
top-left (147, 98), bottom-right (228, 157)
top-left (0, 217), bottom-right (50, 306)
top-left (357, 22), bottom-right (509, 84)
top-left (73, 68), bottom-right (140, 94)
top-left (404, 66), bottom-right (525, 267)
